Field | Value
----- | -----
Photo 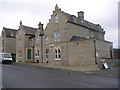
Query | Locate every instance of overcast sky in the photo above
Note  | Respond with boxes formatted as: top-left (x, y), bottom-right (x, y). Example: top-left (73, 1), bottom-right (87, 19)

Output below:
top-left (0, 0), bottom-right (119, 48)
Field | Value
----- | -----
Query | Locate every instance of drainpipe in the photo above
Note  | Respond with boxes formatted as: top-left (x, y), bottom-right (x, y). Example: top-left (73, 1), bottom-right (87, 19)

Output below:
top-left (41, 36), bottom-right (43, 63)
top-left (94, 40), bottom-right (97, 64)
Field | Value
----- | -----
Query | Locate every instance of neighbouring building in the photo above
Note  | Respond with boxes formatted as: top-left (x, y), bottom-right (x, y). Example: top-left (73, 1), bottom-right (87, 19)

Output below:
top-left (113, 48), bottom-right (120, 59)
top-left (16, 21), bottom-right (37, 62)
top-left (0, 36), bottom-right (2, 53)
top-left (1, 27), bottom-right (17, 61)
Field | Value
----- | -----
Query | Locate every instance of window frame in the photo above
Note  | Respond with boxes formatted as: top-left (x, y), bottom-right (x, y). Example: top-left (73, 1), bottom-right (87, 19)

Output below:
top-left (35, 49), bottom-right (39, 57)
top-left (55, 48), bottom-right (61, 60)
top-left (36, 36), bottom-right (39, 44)
top-left (54, 14), bottom-right (59, 23)
top-left (45, 35), bottom-right (49, 44)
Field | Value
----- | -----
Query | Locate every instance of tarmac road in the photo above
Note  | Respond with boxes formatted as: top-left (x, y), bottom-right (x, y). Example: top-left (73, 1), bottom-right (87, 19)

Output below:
top-left (2, 63), bottom-right (119, 88)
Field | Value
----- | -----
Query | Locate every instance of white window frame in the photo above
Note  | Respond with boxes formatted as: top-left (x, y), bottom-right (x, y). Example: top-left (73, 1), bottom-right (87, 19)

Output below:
top-left (54, 31), bottom-right (61, 41)
top-left (35, 50), bottom-right (39, 57)
top-left (36, 36), bottom-right (39, 44)
top-left (54, 32), bottom-right (57, 41)
top-left (45, 49), bottom-right (49, 60)
top-left (55, 48), bottom-right (61, 60)
top-left (45, 35), bottom-right (49, 44)
top-left (54, 14), bottom-right (58, 23)
top-left (57, 31), bottom-right (61, 41)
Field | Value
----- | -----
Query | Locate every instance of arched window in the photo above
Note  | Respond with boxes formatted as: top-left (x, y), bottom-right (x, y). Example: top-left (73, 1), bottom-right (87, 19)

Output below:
top-left (55, 47), bottom-right (61, 60)
top-left (55, 49), bottom-right (58, 59)
top-left (58, 48), bottom-right (61, 59)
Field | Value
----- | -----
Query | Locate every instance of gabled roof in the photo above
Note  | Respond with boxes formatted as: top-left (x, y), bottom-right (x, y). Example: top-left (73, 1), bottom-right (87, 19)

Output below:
top-left (70, 36), bottom-right (86, 41)
top-left (54, 7), bottom-right (105, 34)
top-left (3, 27), bottom-right (17, 38)
top-left (22, 25), bottom-right (37, 35)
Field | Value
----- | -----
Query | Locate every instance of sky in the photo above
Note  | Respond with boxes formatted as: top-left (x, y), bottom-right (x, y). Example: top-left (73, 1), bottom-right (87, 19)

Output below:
top-left (0, 0), bottom-right (119, 48)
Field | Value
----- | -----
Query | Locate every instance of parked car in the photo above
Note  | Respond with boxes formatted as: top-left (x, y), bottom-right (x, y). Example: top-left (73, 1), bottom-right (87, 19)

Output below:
top-left (0, 53), bottom-right (13, 64)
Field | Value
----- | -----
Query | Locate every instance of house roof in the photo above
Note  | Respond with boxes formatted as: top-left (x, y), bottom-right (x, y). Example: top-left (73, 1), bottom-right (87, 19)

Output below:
top-left (3, 27), bottom-right (17, 38)
top-left (22, 25), bottom-right (37, 35)
top-left (70, 36), bottom-right (86, 41)
top-left (60, 10), bottom-right (105, 34)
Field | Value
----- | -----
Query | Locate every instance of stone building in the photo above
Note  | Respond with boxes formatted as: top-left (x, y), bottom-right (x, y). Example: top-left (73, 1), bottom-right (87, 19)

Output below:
top-left (1, 27), bottom-right (17, 60)
top-left (34, 22), bottom-right (44, 63)
top-left (16, 21), bottom-right (37, 62)
top-left (15, 5), bottom-right (114, 69)
top-left (41, 5), bottom-right (113, 67)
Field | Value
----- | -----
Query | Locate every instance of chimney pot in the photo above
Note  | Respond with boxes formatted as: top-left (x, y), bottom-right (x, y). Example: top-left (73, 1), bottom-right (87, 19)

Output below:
top-left (77, 11), bottom-right (84, 20)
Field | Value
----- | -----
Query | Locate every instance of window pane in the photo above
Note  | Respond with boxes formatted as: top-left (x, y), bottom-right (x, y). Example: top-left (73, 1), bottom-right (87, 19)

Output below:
top-left (55, 15), bottom-right (58, 23)
top-left (55, 49), bottom-right (57, 53)
top-left (37, 50), bottom-right (39, 56)
top-left (45, 36), bottom-right (49, 44)
top-left (57, 32), bottom-right (60, 41)
top-left (58, 54), bottom-right (61, 58)
top-left (46, 49), bottom-right (49, 53)
top-left (36, 36), bottom-right (39, 44)
top-left (58, 49), bottom-right (60, 53)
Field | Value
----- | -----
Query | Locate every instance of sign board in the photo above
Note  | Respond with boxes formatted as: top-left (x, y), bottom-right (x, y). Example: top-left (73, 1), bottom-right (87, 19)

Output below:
top-left (49, 44), bottom-right (55, 50)
top-left (103, 62), bottom-right (109, 69)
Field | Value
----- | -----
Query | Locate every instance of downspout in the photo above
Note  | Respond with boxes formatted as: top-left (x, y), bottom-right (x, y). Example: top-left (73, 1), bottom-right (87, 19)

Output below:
top-left (94, 40), bottom-right (97, 64)
top-left (41, 36), bottom-right (43, 63)
top-left (66, 41), bottom-right (68, 65)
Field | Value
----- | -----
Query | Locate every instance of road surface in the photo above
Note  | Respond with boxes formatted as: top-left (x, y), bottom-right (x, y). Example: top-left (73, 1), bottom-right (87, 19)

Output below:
top-left (2, 63), bottom-right (119, 88)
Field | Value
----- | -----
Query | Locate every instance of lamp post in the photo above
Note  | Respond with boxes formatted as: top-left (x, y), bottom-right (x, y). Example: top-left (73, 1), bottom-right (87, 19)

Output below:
top-left (38, 22), bottom-right (44, 63)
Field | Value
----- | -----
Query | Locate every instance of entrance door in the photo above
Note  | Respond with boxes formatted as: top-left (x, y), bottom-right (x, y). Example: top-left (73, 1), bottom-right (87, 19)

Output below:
top-left (27, 49), bottom-right (31, 59)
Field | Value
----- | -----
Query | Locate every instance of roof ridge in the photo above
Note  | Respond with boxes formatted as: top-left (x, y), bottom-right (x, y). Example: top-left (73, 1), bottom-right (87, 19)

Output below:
top-left (3, 27), bottom-right (17, 31)
top-left (22, 25), bottom-right (37, 29)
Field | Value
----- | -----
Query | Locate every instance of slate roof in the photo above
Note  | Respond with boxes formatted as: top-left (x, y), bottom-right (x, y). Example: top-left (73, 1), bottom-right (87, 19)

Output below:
top-left (22, 25), bottom-right (37, 35)
top-left (3, 27), bottom-right (17, 38)
top-left (70, 36), bottom-right (86, 42)
top-left (61, 11), bottom-right (105, 34)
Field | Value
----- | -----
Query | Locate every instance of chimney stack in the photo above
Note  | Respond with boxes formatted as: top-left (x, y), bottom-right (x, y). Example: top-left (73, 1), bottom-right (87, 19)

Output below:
top-left (77, 11), bottom-right (84, 20)
top-left (38, 22), bottom-right (44, 36)
top-left (38, 22), bottom-right (43, 30)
